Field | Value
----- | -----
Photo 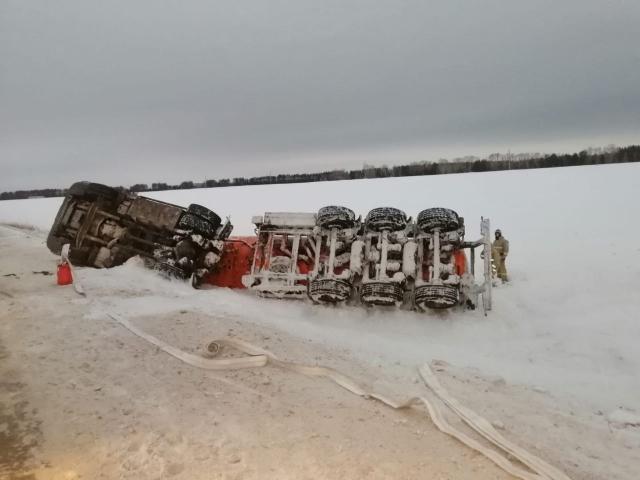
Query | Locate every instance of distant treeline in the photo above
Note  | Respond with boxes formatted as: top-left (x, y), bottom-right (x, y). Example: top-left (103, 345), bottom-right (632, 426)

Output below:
top-left (2, 144), bottom-right (638, 200)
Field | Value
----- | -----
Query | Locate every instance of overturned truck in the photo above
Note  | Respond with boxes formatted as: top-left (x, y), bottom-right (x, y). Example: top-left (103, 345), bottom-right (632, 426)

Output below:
top-left (47, 182), bottom-right (232, 286)
top-left (48, 182), bottom-right (492, 312)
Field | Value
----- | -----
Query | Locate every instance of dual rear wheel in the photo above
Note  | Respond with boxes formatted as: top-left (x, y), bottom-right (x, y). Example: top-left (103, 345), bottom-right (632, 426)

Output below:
top-left (414, 284), bottom-right (460, 310)
top-left (308, 278), bottom-right (352, 303)
top-left (416, 207), bottom-right (461, 233)
top-left (176, 203), bottom-right (221, 236)
top-left (311, 206), bottom-right (463, 309)
top-left (316, 206), bottom-right (357, 229)
top-left (310, 207), bottom-right (357, 304)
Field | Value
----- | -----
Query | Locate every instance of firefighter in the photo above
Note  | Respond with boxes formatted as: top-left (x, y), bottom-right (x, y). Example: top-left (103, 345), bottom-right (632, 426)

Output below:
top-left (492, 229), bottom-right (509, 281)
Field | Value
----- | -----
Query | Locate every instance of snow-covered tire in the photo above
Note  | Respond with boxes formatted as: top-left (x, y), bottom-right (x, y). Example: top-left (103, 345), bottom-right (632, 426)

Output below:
top-left (176, 212), bottom-right (217, 237)
top-left (308, 278), bottom-right (352, 303)
top-left (360, 282), bottom-right (404, 306)
top-left (365, 207), bottom-right (407, 232)
top-left (316, 206), bottom-right (356, 229)
top-left (187, 204), bottom-right (221, 229)
top-left (417, 208), bottom-right (460, 233)
top-left (67, 182), bottom-right (119, 203)
top-left (414, 284), bottom-right (459, 310)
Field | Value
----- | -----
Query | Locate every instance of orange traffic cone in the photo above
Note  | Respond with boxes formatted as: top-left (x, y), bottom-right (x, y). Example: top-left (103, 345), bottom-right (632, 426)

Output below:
top-left (57, 261), bottom-right (73, 285)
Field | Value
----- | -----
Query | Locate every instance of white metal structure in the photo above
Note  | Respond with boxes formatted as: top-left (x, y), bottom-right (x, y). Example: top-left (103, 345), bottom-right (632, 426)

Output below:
top-left (459, 217), bottom-right (492, 313)
top-left (242, 212), bottom-right (317, 298)
top-left (241, 208), bottom-right (492, 313)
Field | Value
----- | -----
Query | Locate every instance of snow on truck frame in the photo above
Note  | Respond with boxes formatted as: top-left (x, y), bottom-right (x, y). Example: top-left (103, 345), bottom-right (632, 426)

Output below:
top-left (47, 182), bottom-right (492, 312)
top-left (234, 207), bottom-right (493, 312)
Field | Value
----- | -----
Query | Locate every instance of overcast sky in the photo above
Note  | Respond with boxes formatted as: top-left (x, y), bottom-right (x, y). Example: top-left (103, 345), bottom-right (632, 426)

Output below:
top-left (1, 0), bottom-right (639, 191)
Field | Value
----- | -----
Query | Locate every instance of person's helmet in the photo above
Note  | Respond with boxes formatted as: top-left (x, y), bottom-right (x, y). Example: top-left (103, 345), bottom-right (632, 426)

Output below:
top-left (495, 229), bottom-right (502, 236)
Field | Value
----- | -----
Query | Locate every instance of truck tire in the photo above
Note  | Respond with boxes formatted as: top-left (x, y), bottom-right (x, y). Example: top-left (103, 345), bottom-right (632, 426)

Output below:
top-left (46, 233), bottom-right (66, 256)
top-left (308, 278), bottom-right (352, 303)
top-left (365, 207), bottom-right (407, 232)
top-left (360, 282), bottom-right (404, 306)
top-left (417, 208), bottom-right (460, 233)
top-left (176, 212), bottom-right (217, 237)
top-left (414, 284), bottom-right (459, 310)
top-left (187, 204), bottom-right (222, 229)
top-left (316, 206), bottom-right (356, 229)
top-left (67, 182), bottom-right (120, 203)
top-left (46, 198), bottom-right (73, 255)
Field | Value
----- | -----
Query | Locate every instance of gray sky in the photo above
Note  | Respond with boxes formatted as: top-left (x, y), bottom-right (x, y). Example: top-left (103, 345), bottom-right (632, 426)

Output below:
top-left (1, 0), bottom-right (639, 191)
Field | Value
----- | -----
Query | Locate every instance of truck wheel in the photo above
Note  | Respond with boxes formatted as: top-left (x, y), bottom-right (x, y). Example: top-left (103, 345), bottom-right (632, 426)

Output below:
top-left (176, 213), bottom-right (217, 237)
top-left (187, 204), bottom-right (222, 229)
top-left (67, 182), bottom-right (120, 202)
top-left (47, 233), bottom-right (66, 256)
top-left (417, 208), bottom-right (460, 233)
top-left (360, 282), bottom-right (404, 306)
top-left (308, 278), bottom-right (352, 303)
top-left (316, 206), bottom-right (356, 229)
top-left (414, 284), bottom-right (459, 310)
top-left (365, 207), bottom-right (407, 232)
top-left (47, 198), bottom-right (73, 255)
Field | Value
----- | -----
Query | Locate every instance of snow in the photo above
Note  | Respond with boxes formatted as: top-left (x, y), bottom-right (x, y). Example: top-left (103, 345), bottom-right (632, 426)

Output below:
top-left (1, 162), bottom-right (640, 416)
top-left (608, 409), bottom-right (640, 429)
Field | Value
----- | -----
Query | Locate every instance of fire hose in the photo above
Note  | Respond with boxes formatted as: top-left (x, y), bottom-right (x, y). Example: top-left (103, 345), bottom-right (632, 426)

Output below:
top-left (106, 311), bottom-right (572, 480)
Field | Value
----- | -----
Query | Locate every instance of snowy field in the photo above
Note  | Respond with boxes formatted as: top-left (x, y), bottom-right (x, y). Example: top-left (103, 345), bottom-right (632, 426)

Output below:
top-left (2, 162), bottom-right (640, 479)
top-left (1, 163), bottom-right (639, 413)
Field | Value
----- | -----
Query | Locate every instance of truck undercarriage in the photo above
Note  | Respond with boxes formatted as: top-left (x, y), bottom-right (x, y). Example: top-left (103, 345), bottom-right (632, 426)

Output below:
top-left (236, 207), bottom-right (492, 312)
